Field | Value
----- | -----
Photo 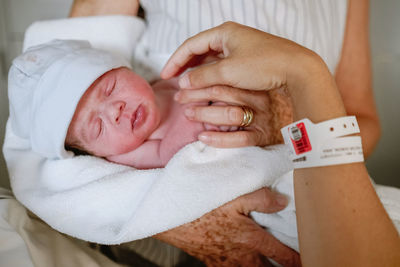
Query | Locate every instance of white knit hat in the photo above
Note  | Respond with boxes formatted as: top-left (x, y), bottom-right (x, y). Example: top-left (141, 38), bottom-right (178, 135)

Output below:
top-left (8, 39), bottom-right (131, 159)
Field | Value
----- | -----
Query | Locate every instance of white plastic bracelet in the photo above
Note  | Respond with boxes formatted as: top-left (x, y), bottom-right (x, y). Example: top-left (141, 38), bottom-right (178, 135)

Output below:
top-left (281, 116), bottom-right (364, 168)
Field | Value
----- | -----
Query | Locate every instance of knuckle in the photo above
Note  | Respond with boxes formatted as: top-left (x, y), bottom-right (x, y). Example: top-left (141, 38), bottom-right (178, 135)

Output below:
top-left (216, 61), bottom-right (232, 84)
top-left (227, 106), bottom-right (242, 124)
top-left (261, 188), bottom-right (274, 207)
top-left (220, 135), bottom-right (234, 148)
top-left (221, 21), bottom-right (238, 32)
top-left (255, 131), bottom-right (264, 146)
top-left (240, 230), bottom-right (269, 252)
top-left (191, 107), bottom-right (202, 120)
top-left (210, 86), bottom-right (223, 98)
top-left (210, 136), bottom-right (223, 147)
top-left (253, 233), bottom-right (270, 251)
top-left (177, 90), bottom-right (188, 102)
top-left (197, 107), bottom-right (208, 119)
top-left (221, 21), bottom-right (234, 29)
top-left (238, 132), bottom-right (251, 145)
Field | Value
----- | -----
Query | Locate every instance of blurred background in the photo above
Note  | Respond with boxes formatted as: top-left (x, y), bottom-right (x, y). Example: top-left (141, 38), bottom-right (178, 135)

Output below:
top-left (0, 0), bottom-right (399, 189)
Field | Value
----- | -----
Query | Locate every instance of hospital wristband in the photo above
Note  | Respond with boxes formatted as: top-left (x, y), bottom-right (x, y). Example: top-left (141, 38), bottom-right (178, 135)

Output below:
top-left (280, 116), bottom-right (364, 169)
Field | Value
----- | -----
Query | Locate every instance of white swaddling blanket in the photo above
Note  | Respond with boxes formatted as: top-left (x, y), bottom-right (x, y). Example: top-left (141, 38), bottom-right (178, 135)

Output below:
top-left (4, 118), bottom-right (297, 247)
top-left (3, 16), bottom-right (400, 254)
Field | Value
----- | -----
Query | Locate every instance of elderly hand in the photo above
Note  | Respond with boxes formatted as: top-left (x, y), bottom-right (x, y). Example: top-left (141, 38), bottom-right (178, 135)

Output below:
top-left (175, 85), bottom-right (292, 147)
top-left (155, 188), bottom-right (301, 267)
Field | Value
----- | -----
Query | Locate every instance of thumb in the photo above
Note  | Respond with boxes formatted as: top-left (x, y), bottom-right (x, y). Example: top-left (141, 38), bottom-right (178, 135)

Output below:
top-left (235, 187), bottom-right (288, 215)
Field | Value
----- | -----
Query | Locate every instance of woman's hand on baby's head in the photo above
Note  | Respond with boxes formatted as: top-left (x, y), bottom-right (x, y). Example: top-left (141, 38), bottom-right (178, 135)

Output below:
top-left (175, 85), bottom-right (292, 148)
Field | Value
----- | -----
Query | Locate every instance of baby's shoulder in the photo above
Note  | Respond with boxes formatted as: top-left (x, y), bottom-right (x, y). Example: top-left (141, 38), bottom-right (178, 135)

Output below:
top-left (151, 77), bottom-right (180, 92)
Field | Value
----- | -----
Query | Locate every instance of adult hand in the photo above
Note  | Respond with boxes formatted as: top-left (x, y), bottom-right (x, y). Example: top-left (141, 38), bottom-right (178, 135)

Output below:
top-left (175, 86), bottom-right (292, 147)
top-left (155, 188), bottom-right (301, 267)
top-left (161, 22), bottom-right (318, 92)
top-left (162, 22), bottom-right (342, 124)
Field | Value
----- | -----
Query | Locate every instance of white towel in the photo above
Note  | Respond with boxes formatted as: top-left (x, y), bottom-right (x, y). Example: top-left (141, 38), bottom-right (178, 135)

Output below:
top-left (3, 119), bottom-right (298, 246)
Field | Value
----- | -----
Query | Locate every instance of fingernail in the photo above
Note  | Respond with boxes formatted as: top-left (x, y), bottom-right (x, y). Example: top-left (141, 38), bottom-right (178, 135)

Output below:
top-left (276, 194), bottom-right (288, 207)
top-left (174, 92), bottom-right (181, 101)
top-left (198, 133), bottom-right (210, 142)
top-left (179, 74), bottom-right (191, 88)
top-left (184, 107), bottom-right (194, 119)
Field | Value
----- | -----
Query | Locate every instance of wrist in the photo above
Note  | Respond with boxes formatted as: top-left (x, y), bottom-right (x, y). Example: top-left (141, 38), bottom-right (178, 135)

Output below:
top-left (286, 51), bottom-right (347, 122)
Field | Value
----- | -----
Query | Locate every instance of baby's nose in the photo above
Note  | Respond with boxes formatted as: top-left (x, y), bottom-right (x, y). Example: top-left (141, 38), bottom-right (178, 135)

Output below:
top-left (108, 101), bottom-right (126, 124)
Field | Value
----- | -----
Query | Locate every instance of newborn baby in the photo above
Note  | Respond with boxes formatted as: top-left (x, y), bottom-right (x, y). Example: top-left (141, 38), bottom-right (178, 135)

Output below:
top-left (8, 39), bottom-right (235, 169)
top-left (65, 67), bottom-right (235, 169)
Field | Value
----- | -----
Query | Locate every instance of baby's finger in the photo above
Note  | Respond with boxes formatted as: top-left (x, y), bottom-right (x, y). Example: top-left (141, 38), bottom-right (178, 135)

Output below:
top-left (198, 131), bottom-right (258, 148)
top-left (175, 86), bottom-right (264, 106)
top-left (185, 105), bottom-right (244, 126)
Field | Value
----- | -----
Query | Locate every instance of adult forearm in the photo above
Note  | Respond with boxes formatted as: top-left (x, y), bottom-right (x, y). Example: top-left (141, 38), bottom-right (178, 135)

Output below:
top-left (69, 0), bottom-right (139, 17)
top-left (356, 115), bottom-right (381, 158)
top-left (288, 54), bottom-right (400, 266)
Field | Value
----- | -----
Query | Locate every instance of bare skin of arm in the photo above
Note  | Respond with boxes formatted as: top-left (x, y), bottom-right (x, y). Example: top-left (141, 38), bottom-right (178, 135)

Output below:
top-left (162, 22), bottom-right (400, 266)
top-left (290, 57), bottom-right (399, 267)
top-left (335, 0), bottom-right (380, 158)
top-left (69, 0), bottom-right (140, 17)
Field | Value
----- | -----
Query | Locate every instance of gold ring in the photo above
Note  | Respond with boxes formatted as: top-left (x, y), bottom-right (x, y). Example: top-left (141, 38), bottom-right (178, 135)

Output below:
top-left (239, 106), bottom-right (254, 127)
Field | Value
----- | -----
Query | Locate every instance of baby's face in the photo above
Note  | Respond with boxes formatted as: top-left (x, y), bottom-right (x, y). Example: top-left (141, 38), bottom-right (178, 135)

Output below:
top-left (66, 67), bottom-right (160, 157)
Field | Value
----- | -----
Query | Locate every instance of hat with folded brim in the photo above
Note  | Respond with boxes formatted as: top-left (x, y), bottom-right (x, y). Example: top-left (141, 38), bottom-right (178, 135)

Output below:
top-left (8, 39), bottom-right (131, 159)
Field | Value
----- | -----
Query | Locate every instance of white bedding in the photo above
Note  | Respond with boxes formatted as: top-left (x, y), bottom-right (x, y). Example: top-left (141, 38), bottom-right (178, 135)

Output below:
top-left (0, 188), bottom-right (124, 267)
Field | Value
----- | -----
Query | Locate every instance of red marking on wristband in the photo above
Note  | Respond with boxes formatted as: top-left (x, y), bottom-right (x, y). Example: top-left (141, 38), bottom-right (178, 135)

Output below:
top-left (289, 122), bottom-right (312, 155)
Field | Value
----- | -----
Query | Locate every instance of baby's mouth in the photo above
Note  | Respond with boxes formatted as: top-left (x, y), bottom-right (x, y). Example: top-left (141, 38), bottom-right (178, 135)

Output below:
top-left (131, 104), bottom-right (146, 131)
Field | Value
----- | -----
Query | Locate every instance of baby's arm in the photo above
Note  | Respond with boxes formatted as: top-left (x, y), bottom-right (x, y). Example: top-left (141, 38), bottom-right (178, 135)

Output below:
top-left (106, 140), bottom-right (163, 169)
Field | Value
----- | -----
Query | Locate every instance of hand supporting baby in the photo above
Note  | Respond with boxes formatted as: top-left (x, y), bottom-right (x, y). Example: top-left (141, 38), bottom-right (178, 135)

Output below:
top-left (155, 188), bottom-right (300, 266)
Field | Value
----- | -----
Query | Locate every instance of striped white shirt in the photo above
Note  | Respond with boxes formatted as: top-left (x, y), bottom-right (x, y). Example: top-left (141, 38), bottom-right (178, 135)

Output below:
top-left (137, 0), bottom-right (348, 75)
